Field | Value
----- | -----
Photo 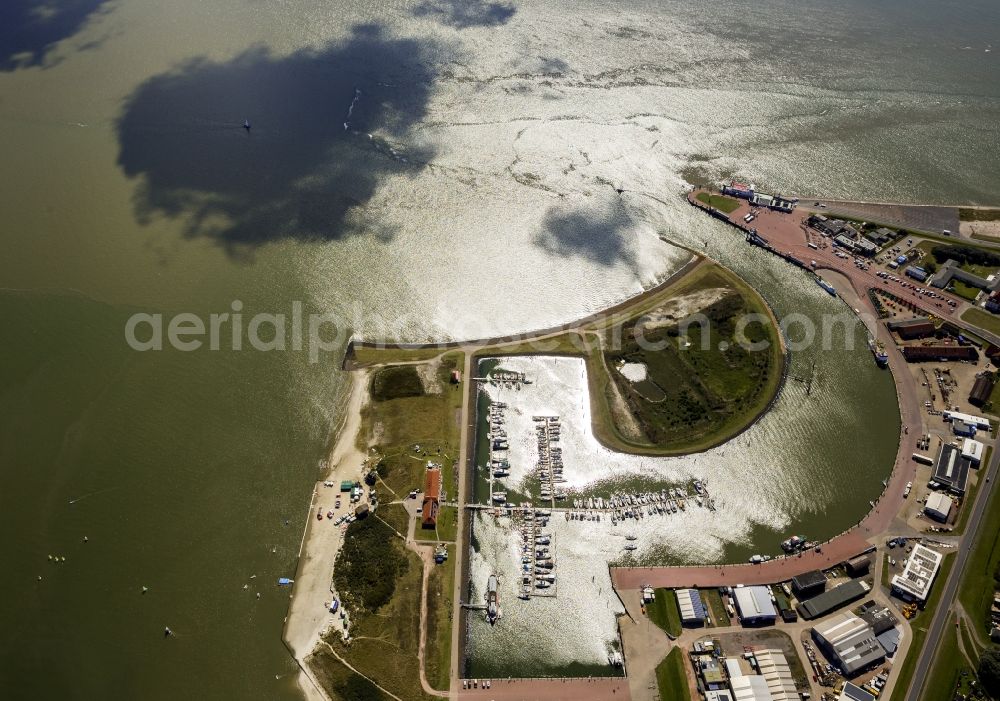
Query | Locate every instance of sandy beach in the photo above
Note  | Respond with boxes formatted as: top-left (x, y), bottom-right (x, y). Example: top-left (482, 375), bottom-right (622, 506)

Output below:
top-left (283, 369), bottom-right (371, 701)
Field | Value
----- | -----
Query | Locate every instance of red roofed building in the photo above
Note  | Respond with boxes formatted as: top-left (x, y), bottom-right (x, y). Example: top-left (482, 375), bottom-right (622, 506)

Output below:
top-left (422, 468), bottom-right (441, 529)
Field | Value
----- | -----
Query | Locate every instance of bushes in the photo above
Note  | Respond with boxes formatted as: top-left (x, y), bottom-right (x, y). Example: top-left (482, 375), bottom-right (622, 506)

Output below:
top-left (371, 366), bottom-right (424, 401)
top-left (334, 516), bottom-right (408, 613)
top-left (932, 245), bottom-right (1000, 269)
top-left (979, 649), bottom-right (1000, 698)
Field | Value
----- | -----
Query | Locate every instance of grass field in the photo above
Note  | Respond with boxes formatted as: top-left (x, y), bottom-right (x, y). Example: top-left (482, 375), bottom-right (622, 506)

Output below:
top-left (655, 648), bottom-right (692, 701)
top-left (703, 588), bottom-right (731, 627)
top-left (319, 542), bottom-right (435, 701)
top-left (952, 280), bottom-right (984, 302)
top-left (414, 504), bottom-right (457, 543)
top-left (888, 553), bottom-right (956, 701)
top-left (425, 549), bottom-right (457, 691)
top-left (647, 589), bottom-right (683, 637)
top-left (963, 308), bottom-right (1000, 337)
top-left (961, 209), bottom-right (1000, 223)
top-left (307, 649), bottom-right (395, 701)
top-left (601, 264), bottom-right (783, 452)
top-left (919, 612), bottom-right (973, 701)
top-left (696, 192), bottom-right (741, 214)
top-left (959, 475), bottom-right (1000, 644)
top-left (372, 365), bottom-right (425, 401)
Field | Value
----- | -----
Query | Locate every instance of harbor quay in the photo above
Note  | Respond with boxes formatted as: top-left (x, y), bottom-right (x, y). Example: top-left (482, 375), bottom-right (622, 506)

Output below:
top-left (612, 531), bottom-right (872, 590)
top-left (457, 677), bottom-right (629, 699)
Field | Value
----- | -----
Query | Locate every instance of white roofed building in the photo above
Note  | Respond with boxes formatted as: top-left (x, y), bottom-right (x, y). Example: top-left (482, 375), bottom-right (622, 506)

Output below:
top-left (891, 544), bottom-right (943, 601)
top-left (754, 649), bottom-right (798, 701)
top-left (943, 410), bottom-right (991, 430)
top-left (730, 674), bottom-right (774, 701)
top-left (676, 588), bottom-right (707, 624)
top-left (925, 492), bottom-right (953, 522)
top-left (733, 586), bottom-right (777, 625)
top-left (962, 438), bottom-right (984, 464)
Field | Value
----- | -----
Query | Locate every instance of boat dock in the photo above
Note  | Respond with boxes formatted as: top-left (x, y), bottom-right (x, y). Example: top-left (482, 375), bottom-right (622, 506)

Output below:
top-left (533, 415), bottom-right (564, 505)
top-left (516, 509), bottom-right (558, 599)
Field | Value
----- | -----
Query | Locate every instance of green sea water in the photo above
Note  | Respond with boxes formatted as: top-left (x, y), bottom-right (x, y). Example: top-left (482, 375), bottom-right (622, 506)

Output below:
top-left (1, 0), bottom-right (997, 697)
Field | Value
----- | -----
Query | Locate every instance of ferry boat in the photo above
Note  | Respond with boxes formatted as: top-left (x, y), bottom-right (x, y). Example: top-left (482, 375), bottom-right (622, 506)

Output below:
top-left (869, 338), bottom-right (889, 367)
top-left (485, 575), bottom-right (501, 624)
top-left (816, 277), bottom-right (837, 296)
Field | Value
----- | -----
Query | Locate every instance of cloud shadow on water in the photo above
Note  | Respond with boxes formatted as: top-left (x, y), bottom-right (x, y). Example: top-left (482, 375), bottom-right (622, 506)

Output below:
top-left (0, 0), bottom-right (112, 71)
top-left (116, 25), bottom-right (439, 255)
top-left (413, 0), bottom-right (516, 29)
top-left (535, 200), bottom-right (638, 268)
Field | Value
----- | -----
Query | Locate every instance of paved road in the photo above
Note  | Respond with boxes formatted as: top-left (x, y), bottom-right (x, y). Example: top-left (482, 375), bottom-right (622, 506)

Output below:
top-left (905, 439), bottom-right (1000, 701)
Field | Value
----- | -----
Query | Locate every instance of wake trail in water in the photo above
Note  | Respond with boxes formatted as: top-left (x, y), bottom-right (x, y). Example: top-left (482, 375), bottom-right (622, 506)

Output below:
top-left (343, 88), bottom-right (362, 130)
top-left (69, 486), bottom-right (119, 505)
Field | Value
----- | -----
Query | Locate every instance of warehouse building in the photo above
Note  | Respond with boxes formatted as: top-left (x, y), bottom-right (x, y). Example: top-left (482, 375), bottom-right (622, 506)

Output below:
top-left (963, 438), bottom-right (985, 465)
top-left (969, 373), bottom-right (995, 407)
top-left (887, 317), bottom-right (936, 340)
top-left (676, 588), bottom-right (707, 625)
top-left (845, 555), bottom-right (872, 576)
top-left (797, 580), bottom-right (870, 620)
top-left (753, 649), bottom-right (798, 701)
top-left (812, 612), bottom-right (885, 677)
top-left (930, 443), bottom-right (971, 495)
top-left (943, 410), bottom-right (992, 430)
top-left (791, 570), bottom-right (827, 598)
top-left (733, 585), bottom-right (777, 625)
top-left (924, 492), bottom-right (953, 522)
top-left (891, 544), bottom-right (943, 602)
top-left (901, 344), bottom-right (978, 362)
top-left (729, 675), bottom-right (773, 701)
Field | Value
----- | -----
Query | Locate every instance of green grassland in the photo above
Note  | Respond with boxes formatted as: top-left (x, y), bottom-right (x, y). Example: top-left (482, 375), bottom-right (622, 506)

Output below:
top-left (414, 504), bottom-right (457, 543)
top-left (601, 265), bottom-right (783, 452)
top-left (959, 477), bottom-right (1000, 644)
top-left (425, 549), bottom-right (457, 691)
top-left (306, 652), bottom-right (395, 701)
top-left (655, 648), bottom-right (693, 701)
top-left (703, 588), bottom-right (731, 627)
top-left (961, 209), bottom-right (1000, 223)
top-left (963, 308), bottom-right (1000, 338)
top-left (696, 192), bottom-right (741, 214)
top-left (647, 589), bottom-right (683, 636)
top-left (372, 365), bottom-right (425, 401)
top-left (888, 553), bottom-right (956, 701)
top-left (919, 613), bottom-right (978, 701)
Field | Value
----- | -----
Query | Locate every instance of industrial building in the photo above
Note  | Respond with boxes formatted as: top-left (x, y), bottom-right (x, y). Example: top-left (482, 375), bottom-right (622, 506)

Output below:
top-left (969, 373), bottom-right (995, 407)
top-left (797, 580), bottom-right (870, 620)
top-left (901, 344), bottom-right (978, 362)
top-left (791, 570), bottom-right (827, 598)
top-left (887, 317), bottom-right (936, 340)
top-left (857, 601), bottom-right (898, 636)
top-left (421, 468), bottom-right (441, 528)
top-left (676, 588), bottom-right (707, 625)
top-left (845, 555), bottom-right (872, 576)
top-left (924, 492), bottom-right (953, 522)
top-left (729, 675), bottom-right (773, 701)
top-left (753, 649), bottom-right (798, 701)
top-left (905, 266), bottom-right (928, 282)
top-left (963, 438), bottom-right (985, 465)
top-left (891, 544), bottom-right (943, 602)
top-left (733, 585), bottom-right (777, 625)
top-left (943, 410), bottom-right (992, 431)
top-left (931, 443), bottom-right (971, 495)
top-left (812, 612), bottom-right (885, 677)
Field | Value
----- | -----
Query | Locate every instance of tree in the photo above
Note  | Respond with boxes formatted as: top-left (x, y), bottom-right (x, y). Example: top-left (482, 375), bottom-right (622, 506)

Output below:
top-left (978, 648), bottom-right (1000, 697)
